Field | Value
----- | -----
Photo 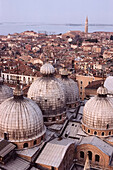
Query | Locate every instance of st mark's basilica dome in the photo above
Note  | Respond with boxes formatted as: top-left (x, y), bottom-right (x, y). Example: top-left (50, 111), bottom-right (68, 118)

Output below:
top-left (59, 69), bottom-right (80, 110)
top-left (0, 84), bottom-right (46, 149)
top-left (28, 62), bottom-right (66, 125)
top-left (104, 76), bottom-right (113, 94)
top-left (82, 86), bottom-right (113, 137)
top-left (0, 77), bottom-right (13, 104)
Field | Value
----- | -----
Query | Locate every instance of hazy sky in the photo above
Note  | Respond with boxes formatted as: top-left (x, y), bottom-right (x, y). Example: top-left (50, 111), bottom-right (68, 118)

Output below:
top-left (0, 0), bottom-right (113, 24)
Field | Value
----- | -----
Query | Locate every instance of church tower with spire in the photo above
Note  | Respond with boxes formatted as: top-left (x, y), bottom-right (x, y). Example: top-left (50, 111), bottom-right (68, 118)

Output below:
top-left (85, 16), bottom-right (88, 34)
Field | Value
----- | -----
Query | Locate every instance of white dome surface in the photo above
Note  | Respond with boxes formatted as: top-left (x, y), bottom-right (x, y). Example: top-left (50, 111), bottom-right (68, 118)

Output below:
top-left (0, 83), bottom-right (13, 104)
top-left (97, 86), bottom-right (108, 95)
top-left (104, 76), bottom-right (113, 94)
top-left (59, 77), bottom-right (79, 104)
top-left (40, 62), bottom-right (55, 75)
top-left (28, 77), bottom-right (66, 116)
top-left (0, 96), bottom-right (46, 142)
top-left (82, 93), bottom-right (113, 130)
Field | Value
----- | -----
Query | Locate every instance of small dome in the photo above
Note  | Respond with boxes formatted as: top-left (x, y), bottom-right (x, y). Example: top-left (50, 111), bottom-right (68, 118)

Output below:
top-left (97, 86), bottom-right (108, 95)
top-left (60, 69), bottom-right (68, 76)
top-left (40, 62), bottom-right (55, 75)
top-left (0, 96), bottom-right (46, 143)
top-left (104, 76), bottom-right (113, 94)
top-left (13, 84), bottom-right (23, 96)
top-left (0, 81), bottom-right (13, 104)
top-left (82, 86), bottom-right (113, 137)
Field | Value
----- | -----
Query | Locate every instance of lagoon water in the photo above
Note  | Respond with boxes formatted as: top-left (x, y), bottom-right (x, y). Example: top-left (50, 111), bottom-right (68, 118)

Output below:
top-left (0, 22), bottom-right (113, 35)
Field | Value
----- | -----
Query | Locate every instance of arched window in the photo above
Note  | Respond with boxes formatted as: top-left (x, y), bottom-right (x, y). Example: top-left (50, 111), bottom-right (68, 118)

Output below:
top-left (23, 143), bottom-right (28, 148)
top-left (88, 129), bottom-right (90, 133)
top-left (45, 99), bottom-right (47, 102)
top-left (109, 131), bottom-right (111, 136)
top-left (44, 117), bottom-right (48, 122)
top-left (34, 140), bottom-right (37, 145)
top-left (107, 124), bottom-right (109, 129)
top-left (95, 154), bottom-right (100, 162)
top-left (65, 134), bottom-right (68, 138)
top-left (101, 132), bottom-right (104, 136)
top-left (4, 133), bottom-right (8, 140)
top-left (7, 75), bottom-right (9, 80)
top-left (41, 136), bottom-right (43, 141)
top-left (52, 117), bottom-right (55, 121)
top-left (69, 105), bottom-right (71, 108)
top-left (3, 74), bottom-right (4, 80)
top-left (28, 77), bottom-right (30, 83)
top-left (88, 151), bottom-right (92, 160)
top-left (80, 151), bottom-right (84, 159)
top-left (94, 131), bottom-right (97, 135)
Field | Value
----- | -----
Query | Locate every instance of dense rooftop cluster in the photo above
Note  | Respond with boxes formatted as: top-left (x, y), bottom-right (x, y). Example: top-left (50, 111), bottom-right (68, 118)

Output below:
top-left (1, 28), bottom-right (113, 169)
top-left (1, 30), bottom-right (113, 79)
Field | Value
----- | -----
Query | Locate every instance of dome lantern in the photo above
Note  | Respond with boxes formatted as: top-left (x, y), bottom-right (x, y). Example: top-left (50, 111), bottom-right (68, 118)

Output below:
top-left (97, 86), bottom-right (108, 97)
top-left (60, 69), bottom-right (68, 79)
top-left (13, 84), bottom-right (23, 99)
top-left (40, 62), bottom-right (55, 76)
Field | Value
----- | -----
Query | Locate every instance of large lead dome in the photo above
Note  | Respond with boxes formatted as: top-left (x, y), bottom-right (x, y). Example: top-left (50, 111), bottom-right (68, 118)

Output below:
top-left (104, 76), bottom-right (113, 94)
top-left (59, 69), bottom-right (80, 110)
top-left (0, 85), bottom-right (46, 149)
top-left (28, 62), bottom-right (66, 125)
top-left (0, 77), bottom-right (13, 104)
top-left (82, 86), bottom-right (113, 137)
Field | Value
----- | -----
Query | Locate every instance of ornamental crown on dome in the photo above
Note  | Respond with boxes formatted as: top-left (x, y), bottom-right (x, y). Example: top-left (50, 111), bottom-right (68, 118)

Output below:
top-left (13, 84), bottom-right (23, 97)
top-left (40, 62), bottom-right (55, 75)
top-left (97, 86), bottom-right (108, 95)
top-left (60, 69), bottom-right (68, 76)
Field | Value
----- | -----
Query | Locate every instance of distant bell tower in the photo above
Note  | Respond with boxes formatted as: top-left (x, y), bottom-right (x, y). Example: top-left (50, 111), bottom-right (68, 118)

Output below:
top-left (85, 16), bottom-right (88, 34)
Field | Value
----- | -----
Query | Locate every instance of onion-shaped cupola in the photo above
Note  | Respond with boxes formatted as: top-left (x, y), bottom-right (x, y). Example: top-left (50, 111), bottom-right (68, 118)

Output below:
top-left (59, 69), bottom-right (80, 110)
top-left (0, 77), bottom-right (13, 104)
top-left (28, 62), bottom-right (66, 125)
top-left (0, 83), bottom-right (46, 149)
top-left (82, 86), bottom-right (113, 137)
top-left (40, 62), bottom-right (55, 75)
